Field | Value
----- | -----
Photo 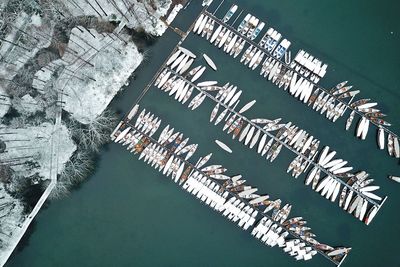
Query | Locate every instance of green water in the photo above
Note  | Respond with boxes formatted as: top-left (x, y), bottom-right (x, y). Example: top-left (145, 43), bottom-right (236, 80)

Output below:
top-left (6, 1), bottom-right (400, 266)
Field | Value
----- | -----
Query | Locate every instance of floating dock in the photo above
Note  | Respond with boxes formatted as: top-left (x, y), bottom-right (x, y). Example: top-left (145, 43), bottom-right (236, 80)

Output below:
top-left (112, 106), bottom-right (351, 266)
top-left (198, 3), bottom-right (399, 162)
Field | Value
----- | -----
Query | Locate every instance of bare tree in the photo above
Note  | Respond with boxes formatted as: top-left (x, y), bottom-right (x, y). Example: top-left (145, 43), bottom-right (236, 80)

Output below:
top-left (68, 109), bottom-right (118, 152)
top-left (59, 149), bottom-right (93, 185)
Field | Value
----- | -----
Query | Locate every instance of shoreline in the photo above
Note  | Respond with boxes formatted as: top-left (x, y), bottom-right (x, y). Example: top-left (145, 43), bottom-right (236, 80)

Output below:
top-left (0, 0), bottom-right (187, 265)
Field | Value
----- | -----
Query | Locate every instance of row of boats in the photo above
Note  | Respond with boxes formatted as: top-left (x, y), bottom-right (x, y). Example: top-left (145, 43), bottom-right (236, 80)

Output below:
top-left (196, 5), bottom-right (399, 163)
top-left (194, 6), bottom-right (293, 64)
top-left (291, 50), bottom-right (327, 83)
top-left (154, 47), bottom-right (384, 224)
top-left (111, 105), bottom-right (351, 263)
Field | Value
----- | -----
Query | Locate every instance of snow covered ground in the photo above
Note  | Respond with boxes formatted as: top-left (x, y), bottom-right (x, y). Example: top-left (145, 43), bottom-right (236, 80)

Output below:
top-left (0, 122), bottom-right (76, 179)
top-left (62, 0), bottom-right (172, 36)
top-left (0, 185), bottom-right (24, 251)
top-left (0, 0), bottom-right (183, 264)
top-left (56, 28), bottom-right (143, 124)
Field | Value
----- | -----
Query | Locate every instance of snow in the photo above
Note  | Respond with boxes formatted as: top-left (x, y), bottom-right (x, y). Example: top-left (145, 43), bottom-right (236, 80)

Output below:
top-left (52, 27), bottom-right (143, 124)
top-left (0, 12), bottom-right (53, 80)
top-left (14, 95), bottom-right (41, 115)
top-left (30, 14), bottom-right (42, 27)
top-left (0, 122), bottom-right (76, 179)
top-left (0, 86), bottom-right (11, 117)
top-left (166, 4), bottom-right (183, 25)
top-left (0, 0), bottom-right (183, 263)
top-left (62, 0), bottom-right (172, 36)
top-left (0, 185), bottom-right (25, 251)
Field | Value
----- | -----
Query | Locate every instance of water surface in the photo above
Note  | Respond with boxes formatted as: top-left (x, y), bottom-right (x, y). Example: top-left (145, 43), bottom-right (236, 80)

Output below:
top-left (6, 1), bottom-right (400, 266)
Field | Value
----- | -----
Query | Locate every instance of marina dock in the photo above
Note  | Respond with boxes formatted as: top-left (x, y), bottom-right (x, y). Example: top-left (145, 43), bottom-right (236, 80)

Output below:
top-left (112, 1), bottom-right (398, 266)
top-left (112, 106), bottom-right (350, 266)
top-left (199, 4), bottom-right (400, 161)
top-left (158, 65), bottom-right (386, 218)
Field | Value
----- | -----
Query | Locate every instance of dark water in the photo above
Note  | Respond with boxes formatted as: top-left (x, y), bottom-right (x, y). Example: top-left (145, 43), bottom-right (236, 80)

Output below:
top-left (6, 1), bottom-right (400, 266)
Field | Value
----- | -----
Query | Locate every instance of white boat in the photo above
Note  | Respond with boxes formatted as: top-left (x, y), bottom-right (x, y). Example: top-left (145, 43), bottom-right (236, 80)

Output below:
top-left (176, 143), bottom-right (194, 156)
top-left (187, 65), bottom-right (202, 78)
top-left (238, 188), bottom-right (258, 198)
top-left (362, 191), bottom-right (382, 201)
top-left (218, 30), bottom-right (231, 48)
top-left (224, 86), bottom-right (237, 105)
top-left (358, 200), bottom-right (368, 221)
top-left (244, 126), bottom-right (255, 146)
top-left (239, 124), bottom-right (251, 142)
top-left (210, 103), bottom-right (220, 122)
top-left (239, 100), bottom-right (256, 114)
top-left (203, 54), bottom-right (217, 71)
top-left (249, 195), bottom-right (269, 206)
top-left (360, 186), bottom-right (380, 192)
top-left (167, 50), bottom-right (181, 66)
top-left (174, 163), bottom-right (185, 183)
top-left (197, 80), bottom-right (218, 87)
top-left (327, 248), bottom-right (351, 257)
top-left (377, 127), bottom-right (385, 150)
top-left (251, 22), bottom-right (265, 40)
top-left (389, 175), bottom-right (400, 183)
top-left (223, 4), bottom-right (238, 23)
top-left (157, 71), bottom-right (171, 88)
top-left (328, 161), bottom-right (348, 172)
top-left (174, 82), bottom-right (185, 100)
top-left (202, 0), bottom-right (213, 6)
top-left (127, 104), bottom-right (140, 120)
top-left (229, 90), bottom-right (242, 107)
top-left (182, 86), bottom-right (193, 104)
top-left (193, 14), bottom-right (204, 33)
top-left (163, 156), bottom-right (174, 175)
top-left (332, 166), bottom-right (353, 175)
top-left (191, 66), bottom-right (206, 82)
top-left (305, 167), bottom-right (319, 185)
top-left (394, 137), bottom-right (400, 158)
top-left (214, 108), bottom-right (228, 125)
top-left (210, 25), bottom-right (222, 43)
top-left (158, 125), bottom-right (171, 143)
top-left (364, 206), bottom-right (378, 225)
top-left (388, 133), bottom-right (394, 156)
top-left (261, 138), bottom-right (273, 156)
top-left (226, 35), bottom-right (237, 54)
top-left (238, 14), bottom-right (251, 33)
top-left (170, 53), bottom-right (186, 70)
top-left (357, 102), bottom-right (377, 110)
top-left (178, 46), bottom-right (196, 58)
top-left (249, 50), bottom-right (261, 69)
top-left (249, 129), bottom-right (261, 149)
top-left (257, 134), bottom-right (267, 154)
top-left (316, 176), bottom-right (332, 193)
top-left (215, 140), bottom-right (233, 153)
top-left (202, 164), bottom-right (222, 172)
top-left (197, 16), bottom-right (208, 35)
top-left (179, 58), bottom-right (194, 74)
top-left (361, 119), bottom-right (370, 140)
top-left (115, 127), bottom-right (131, 143)
top-left (175, 55), bottom-right (190, 73)
top-left (317, 146), bottom-right (330, 164)
top-left (191, 93), bottom-right (206, 110)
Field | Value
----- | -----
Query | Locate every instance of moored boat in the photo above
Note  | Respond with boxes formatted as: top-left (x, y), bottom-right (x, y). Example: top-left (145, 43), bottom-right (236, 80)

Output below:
top-left (215, 140), bottom-right (233, 153)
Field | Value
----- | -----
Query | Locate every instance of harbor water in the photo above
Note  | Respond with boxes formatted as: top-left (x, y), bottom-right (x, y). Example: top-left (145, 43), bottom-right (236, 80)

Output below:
top-left (6, 0), bottom-right (400, 266)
